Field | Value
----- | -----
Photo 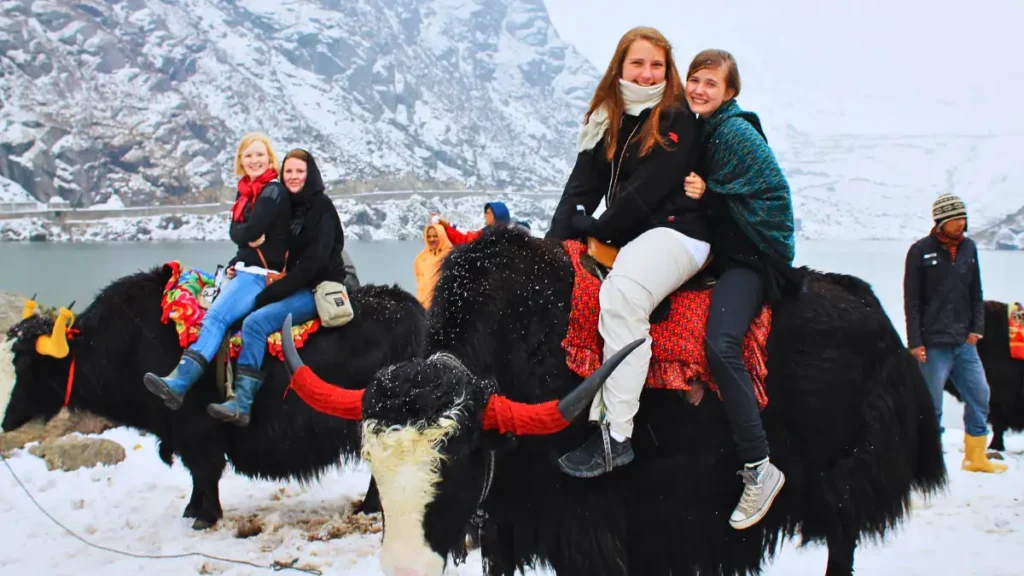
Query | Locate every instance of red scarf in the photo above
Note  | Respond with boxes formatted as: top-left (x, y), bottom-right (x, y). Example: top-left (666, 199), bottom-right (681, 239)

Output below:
top-left (232, 168), bottom-right (279, 222)
top-left (934, 228), bottom-right (964, 262)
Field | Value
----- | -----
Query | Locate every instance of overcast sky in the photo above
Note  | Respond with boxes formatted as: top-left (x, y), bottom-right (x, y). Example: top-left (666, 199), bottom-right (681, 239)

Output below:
top-left (543, 0), bottom-right (1022, 135)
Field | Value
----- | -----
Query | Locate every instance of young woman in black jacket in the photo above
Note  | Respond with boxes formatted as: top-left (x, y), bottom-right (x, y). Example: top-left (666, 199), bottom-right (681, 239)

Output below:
top-left (206, 148), bottom-right (349, 426)
top-left (144, 132), bottom-right (291, 412)
top-left (546, 27), bottom-right (710, 478)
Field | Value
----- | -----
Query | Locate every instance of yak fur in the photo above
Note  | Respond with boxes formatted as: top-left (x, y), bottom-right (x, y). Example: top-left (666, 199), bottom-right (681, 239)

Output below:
top-left (359, 227), bottom-right (947, 576)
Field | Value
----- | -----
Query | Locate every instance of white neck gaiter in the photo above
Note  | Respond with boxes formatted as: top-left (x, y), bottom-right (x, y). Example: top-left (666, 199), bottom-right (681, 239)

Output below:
top-left (577, 79), bottom-right (666, 152)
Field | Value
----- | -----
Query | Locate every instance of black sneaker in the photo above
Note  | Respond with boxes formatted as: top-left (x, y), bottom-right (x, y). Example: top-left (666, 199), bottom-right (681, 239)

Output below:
top-left (557, 425), bottom-right (634, 478)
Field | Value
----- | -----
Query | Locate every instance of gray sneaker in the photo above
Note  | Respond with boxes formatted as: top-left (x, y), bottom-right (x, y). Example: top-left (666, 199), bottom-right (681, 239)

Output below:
top-left (729, 458), bottom-right (785, 530)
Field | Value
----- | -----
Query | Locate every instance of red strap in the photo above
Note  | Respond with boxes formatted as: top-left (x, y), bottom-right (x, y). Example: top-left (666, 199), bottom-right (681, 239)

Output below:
top-left (61, 328), bottom-right (79, 408)
top-left (63, 354), bottom-right (75, 407)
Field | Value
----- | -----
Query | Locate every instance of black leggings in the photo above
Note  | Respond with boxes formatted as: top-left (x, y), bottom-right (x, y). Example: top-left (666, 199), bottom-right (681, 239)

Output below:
top-left (705, 267), bottom-right (770, 463)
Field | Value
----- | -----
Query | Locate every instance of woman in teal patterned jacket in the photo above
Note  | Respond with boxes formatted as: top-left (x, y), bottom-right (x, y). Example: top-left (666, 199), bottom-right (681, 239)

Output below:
top-left (684, 48), bottom-right (803, 532)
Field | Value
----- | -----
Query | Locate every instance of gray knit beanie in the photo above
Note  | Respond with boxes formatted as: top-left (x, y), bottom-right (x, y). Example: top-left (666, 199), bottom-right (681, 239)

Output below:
top-left (932, 193), bottom-right (967, 228)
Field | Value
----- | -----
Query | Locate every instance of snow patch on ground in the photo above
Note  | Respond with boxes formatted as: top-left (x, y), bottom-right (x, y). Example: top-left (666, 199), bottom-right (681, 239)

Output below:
top-left (0, 393), bottom-right (1020, 574)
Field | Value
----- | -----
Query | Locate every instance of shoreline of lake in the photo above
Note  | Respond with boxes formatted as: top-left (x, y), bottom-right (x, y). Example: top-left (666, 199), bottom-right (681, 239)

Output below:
top-left (0, 239), bottom-right (1020, 348)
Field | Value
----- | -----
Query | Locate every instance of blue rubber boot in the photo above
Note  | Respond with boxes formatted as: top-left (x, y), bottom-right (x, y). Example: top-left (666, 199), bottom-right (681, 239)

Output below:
top-left (207, 366), bottom-right (263, 427)
top-left (143, 349), bottom-right (207, 410)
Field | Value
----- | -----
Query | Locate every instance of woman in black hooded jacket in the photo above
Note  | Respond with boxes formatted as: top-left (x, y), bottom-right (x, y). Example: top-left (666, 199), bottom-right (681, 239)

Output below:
top-left (207, 148), bottom-right (348, 426)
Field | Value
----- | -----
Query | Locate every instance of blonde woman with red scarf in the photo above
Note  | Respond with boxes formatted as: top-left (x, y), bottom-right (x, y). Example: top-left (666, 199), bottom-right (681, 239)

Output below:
top-left (144, 132), bottom-right (293, 410)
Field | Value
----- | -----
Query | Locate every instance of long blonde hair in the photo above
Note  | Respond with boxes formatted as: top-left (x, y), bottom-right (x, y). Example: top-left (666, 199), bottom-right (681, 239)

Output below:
top-left (586, 27), bottom-right (684, 162)
top-left (233, 132), bottom-right (278, 177)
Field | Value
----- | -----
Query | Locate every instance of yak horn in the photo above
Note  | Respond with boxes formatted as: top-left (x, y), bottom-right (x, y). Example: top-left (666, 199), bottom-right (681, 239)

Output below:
top-left (22, 295), bottom-right (38, 320)
top-left (482, 338), bottom-right (645, 436)
top-left (557, 337), bottom-right (644, 423)
top-left (281, 313), bottom-right (364, 420)
top-left (35, 307), bottom-right (75, 359)
top-left (67, 300), bottom-right (76, 311)
top-left (281, 313), bottom-right (303, 378)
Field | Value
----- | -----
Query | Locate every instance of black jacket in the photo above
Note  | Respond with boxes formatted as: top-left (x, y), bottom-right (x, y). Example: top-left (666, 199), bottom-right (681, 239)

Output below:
top-left (546, 104), bottom-right (708, 248)
top-left (903, 234), bottom-right (985, 349)
top-left (228, 181), bottom-right (291, 271)
top-left (254, 154), bottom-right (347, 309)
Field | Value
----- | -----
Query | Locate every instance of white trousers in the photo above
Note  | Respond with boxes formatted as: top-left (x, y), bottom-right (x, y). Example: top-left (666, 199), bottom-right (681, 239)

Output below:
top-left (589, 227), bottom-right (710, 438)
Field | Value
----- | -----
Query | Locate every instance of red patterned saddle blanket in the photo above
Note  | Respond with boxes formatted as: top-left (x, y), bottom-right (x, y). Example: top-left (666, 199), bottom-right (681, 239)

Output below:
top-left (560, 240), bottom-right (771, 410)
top-left (1010, 302), bottom-right (1024, 361)
top-left (158, 261), bottom-right (319, 361)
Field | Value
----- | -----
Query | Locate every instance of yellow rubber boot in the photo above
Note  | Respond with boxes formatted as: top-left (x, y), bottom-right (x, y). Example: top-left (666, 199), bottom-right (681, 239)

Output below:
top-left (962, 434), bottom-right (1008, 473)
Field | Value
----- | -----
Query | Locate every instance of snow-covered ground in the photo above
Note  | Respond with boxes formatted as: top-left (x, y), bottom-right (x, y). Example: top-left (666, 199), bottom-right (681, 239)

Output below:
top-left (1, 394), bottom-right (1019, 575)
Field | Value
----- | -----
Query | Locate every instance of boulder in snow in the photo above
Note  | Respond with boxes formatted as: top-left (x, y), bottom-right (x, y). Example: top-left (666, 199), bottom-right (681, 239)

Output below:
top-left (28, 436), bottom-right (126, 472)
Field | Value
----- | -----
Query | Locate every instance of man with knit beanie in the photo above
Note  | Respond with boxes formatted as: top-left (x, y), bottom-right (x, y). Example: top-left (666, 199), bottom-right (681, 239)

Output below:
top-left (903, 193), bottom-right (1006, 473)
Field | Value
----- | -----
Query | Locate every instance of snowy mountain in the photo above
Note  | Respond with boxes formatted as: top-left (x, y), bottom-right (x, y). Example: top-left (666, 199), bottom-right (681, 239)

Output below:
top-left (1, 0), bottom-right (1022, 246)
top-left (0, 174), bottom-right (34, 203)
top-left (0, 0), bottom-right (597, 206)
top-left (974, 204), bottom-right (1024, 251)
top-left (774, 132), bottom-right (1024, 245)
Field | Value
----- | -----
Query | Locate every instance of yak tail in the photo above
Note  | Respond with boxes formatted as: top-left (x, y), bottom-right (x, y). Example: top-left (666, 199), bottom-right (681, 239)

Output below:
top-left (158, 437), bottom-right (175, 466)
top-left (902, 343), bottom-right (947, 495)
top-left (801, 322), bottom-right (947, 548)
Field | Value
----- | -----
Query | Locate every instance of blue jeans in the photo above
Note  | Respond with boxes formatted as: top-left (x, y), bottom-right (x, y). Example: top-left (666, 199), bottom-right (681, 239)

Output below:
top-left (918, 343), bottom-right (991, 437)
top-left (237, 289), bottom-right (318, 370)
top-left (189, 271), bottom-right (266, 362)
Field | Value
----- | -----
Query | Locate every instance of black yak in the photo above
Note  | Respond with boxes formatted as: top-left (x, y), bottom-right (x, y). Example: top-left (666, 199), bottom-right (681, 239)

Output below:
top-left (283, 227), bottom-right (947, 576)
top-left (944, 300), bottom-right (1024, 452)
top-left (1, 263), bottom-right (426, 530)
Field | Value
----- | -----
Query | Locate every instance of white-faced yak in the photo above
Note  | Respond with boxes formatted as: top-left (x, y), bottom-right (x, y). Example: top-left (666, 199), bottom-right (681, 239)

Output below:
top-left (1, 262), bottom-right (426, 530)
top-left (945, 300), bottom-right (1024, 452)
top-left (283, 227), bottom-right (946, 576)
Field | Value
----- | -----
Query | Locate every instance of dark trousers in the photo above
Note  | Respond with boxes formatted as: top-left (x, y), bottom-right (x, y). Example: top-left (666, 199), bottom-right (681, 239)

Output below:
top-left (705, 267), bottom-right (771, 463)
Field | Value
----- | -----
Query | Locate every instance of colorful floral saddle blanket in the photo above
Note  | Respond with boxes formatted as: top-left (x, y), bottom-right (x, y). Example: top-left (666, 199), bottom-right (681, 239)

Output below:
top-left (560, 240), bottom-right (772, 410)
top-left (1010, 302), bottom-right (1024, 361)
top-left (159, 261), bottom-right (320, 361)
